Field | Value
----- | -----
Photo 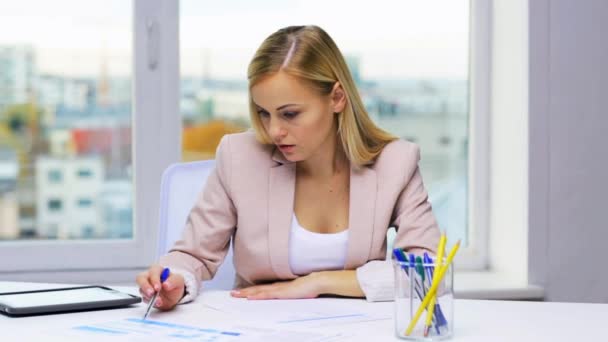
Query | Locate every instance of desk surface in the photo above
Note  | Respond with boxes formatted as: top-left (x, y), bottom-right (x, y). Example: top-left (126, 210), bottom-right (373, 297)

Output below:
top-left (1, 281), bottom-right (607, 341)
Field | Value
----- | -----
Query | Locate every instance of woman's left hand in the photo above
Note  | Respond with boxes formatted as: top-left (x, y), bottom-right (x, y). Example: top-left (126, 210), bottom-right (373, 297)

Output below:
top-left (230, 273), bottom-right (324, 300)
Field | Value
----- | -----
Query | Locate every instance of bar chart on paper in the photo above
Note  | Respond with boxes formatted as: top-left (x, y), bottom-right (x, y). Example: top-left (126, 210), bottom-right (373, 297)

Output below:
top-left (66, 317), bottom-right (341, 341)
top-left (72, 318), bottom-right (240, 341)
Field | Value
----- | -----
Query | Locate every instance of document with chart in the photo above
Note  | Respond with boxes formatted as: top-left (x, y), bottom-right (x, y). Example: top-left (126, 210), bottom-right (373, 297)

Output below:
top-left (59, 317), bottom-right (347, 341)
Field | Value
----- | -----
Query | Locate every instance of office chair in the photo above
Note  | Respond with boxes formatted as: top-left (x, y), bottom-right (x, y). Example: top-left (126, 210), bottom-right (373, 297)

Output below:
top-left (157, 159), bottom-right (236, 290)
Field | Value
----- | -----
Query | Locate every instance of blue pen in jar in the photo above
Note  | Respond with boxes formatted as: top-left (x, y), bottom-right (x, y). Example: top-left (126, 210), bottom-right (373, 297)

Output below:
top-left (143, 267), bottom-right (170, 320)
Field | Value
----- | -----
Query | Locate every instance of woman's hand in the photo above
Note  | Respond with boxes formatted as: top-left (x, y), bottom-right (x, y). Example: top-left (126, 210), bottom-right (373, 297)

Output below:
top-left (136, 264), bottom-right (186, 310)
top-left (230, 273), bottom-right (325, 300)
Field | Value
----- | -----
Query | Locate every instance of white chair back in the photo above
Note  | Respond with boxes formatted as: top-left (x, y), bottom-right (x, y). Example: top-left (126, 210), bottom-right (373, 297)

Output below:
top-left (157, 160), bottom-right (235, 289)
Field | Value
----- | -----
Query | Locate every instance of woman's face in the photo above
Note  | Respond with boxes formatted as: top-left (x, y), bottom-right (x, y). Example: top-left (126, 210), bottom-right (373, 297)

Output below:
top-left (251, 71), bottom-right (345, 162)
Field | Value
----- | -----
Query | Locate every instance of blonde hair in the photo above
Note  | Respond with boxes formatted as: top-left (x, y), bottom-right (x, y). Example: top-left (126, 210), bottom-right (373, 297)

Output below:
top-left (247, 25), bottom-right (396, 166)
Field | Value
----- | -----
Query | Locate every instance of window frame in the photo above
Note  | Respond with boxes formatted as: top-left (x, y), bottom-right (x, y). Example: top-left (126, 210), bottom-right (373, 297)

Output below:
top-left (454, 0), bottom-right (491, 270)
top-left (0, 0), bottom-right (180, 280)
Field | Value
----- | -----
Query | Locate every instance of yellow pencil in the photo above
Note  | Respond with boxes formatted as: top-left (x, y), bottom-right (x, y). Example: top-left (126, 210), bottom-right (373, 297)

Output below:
top-left (424, 232), bottom-right (446, 336)
top-left (405, 240), bottom-right (460, 336)
top-left (424, 296), bottom-right (437, 336)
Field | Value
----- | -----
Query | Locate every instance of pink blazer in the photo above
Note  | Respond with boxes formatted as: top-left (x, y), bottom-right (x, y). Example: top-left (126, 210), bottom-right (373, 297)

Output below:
top-left (159, 131), bottom-right (440, 288)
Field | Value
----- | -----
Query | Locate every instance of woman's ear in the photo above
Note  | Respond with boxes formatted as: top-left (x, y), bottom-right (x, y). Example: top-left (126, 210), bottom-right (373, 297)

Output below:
top-left (331, 82), bottom-right (347, 113)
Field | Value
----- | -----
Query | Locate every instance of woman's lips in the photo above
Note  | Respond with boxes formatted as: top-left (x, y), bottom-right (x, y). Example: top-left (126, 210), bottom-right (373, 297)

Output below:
top-left (278, 144), bottom-right (295, 153)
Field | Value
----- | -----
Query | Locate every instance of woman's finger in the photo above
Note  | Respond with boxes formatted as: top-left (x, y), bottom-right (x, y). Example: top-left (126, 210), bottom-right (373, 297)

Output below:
top-left (148, 265), bottom-right (163, 292)
top-left (138, 288), bottom-right (151, 302)
top-left (247, 289), bottom-right (281, 300)
top-left (136, 272), bottom-right (154, 297)
top-left (231, 285), bottom-right (260, 297)
top-left (154, 297), bottom-right (163, 307)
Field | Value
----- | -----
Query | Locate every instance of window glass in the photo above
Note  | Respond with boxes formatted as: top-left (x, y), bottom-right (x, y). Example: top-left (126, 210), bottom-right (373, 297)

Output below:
top-left (0, 0), bottom-right (133, 240)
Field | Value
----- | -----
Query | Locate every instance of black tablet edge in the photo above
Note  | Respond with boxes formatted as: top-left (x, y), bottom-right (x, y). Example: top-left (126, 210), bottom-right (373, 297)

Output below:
top-left (0, 286), bottom-right (142, 317)
top-left (2, 297), bottom-right (141, 316)
top-left (0, 285), bottom-right (113, 296)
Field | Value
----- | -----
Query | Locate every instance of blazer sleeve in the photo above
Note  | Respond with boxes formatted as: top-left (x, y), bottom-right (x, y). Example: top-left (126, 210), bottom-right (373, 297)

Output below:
top-left (391, 145), bottom-right (441, 254)
top-left (158, 135), bottom-right (237, 302)
top-left (356, 144), bottom-right (441, 302)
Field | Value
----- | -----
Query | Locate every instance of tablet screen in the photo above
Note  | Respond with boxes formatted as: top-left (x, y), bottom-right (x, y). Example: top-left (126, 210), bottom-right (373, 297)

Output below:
top-left (0, 287), bottom-right (134, 309)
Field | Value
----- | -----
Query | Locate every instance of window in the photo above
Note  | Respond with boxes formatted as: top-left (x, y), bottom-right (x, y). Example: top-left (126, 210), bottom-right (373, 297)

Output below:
top-left (0, 0), bottom-right (177, 278)
top-left (77, 169), bottom-right (93, 178)
top-left (0, 1), bottom-right (132, 241)
top-left (47, 199), bottom-right (62, 211)
top-left (180, 0), bottom-right (477, 261)
top-left (77, 198), bottom-right (93, 208)
top-left (82, 225), bottom-right (95, 238)
top-left (47, 170), bottom-right (63, 183)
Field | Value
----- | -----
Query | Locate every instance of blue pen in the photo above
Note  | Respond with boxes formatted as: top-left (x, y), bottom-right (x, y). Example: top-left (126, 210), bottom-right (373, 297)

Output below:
top-left (143, 267), bottom-right (170, 320)
top-left (423, 252), bottom-right (434, 280)
top-left (393, 248), bottom-right (407, 270)
top-left (394, 249), bottom-right (424, 297)
top-left (408, 253), bottom-right (417, 289)
top-left (393, 248), bottom-right (416, 319)
top-left (409, 253), bottom-right (426, 299)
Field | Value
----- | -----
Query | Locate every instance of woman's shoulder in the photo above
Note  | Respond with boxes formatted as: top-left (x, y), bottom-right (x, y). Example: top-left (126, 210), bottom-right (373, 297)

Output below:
top-left (374, 138), bottom-right (421, 169)
top-left (369, 138), bottom-right (421, 186)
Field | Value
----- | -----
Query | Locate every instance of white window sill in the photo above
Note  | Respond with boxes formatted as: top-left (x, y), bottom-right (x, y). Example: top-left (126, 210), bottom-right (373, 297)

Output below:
top-left (455, 270), bottom-right (544, 300)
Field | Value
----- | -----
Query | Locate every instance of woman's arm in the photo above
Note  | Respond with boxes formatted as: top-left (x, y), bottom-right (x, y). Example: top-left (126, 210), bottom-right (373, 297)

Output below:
top-left (158, 135), bottom-right (237, 303)
top-left (231, 269), bottom-right (364, 300)
top-left (315, 270), bottom-right (365, 297)
top-left (390, 145), bottom-right (440, 255)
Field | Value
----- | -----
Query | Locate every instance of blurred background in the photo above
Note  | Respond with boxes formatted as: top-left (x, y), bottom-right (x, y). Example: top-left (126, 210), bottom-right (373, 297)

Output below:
top-left (0, 0), bottom-right (469, 244)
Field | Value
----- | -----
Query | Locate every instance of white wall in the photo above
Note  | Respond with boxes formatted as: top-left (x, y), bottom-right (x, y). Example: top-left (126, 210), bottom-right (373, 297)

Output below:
top-left (490, 0), bottom-right (529, 286)
top-left (529, 0), bottom-right (608, 303)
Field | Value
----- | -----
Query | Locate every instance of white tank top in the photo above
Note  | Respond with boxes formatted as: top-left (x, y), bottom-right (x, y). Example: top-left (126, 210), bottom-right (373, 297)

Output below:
top-left (288, 213), bottom-right (349, 276)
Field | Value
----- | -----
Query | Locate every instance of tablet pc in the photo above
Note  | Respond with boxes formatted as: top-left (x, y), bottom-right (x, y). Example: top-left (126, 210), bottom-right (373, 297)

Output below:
top-left (0, 285), bottom-right (141, 317)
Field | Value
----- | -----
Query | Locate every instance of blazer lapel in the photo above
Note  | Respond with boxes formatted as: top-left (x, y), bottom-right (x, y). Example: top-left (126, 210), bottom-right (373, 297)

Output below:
top-left (268, 148), bottom-right (297, 279)
top-left (345, 165), bottom-right (377, 269)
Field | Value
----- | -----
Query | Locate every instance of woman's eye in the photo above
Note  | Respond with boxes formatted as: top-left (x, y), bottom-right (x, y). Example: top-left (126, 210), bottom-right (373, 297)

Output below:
top-left (257, 110), bottom-right (270, 118)
top-left (282, 111), bottom-right (299, 119)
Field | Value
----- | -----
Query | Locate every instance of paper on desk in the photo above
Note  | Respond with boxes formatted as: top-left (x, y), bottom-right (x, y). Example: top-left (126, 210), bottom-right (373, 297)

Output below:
top-left (58, 317), bottom-right (345, 341)
top-left (200, 291), bottom-right (392, 327)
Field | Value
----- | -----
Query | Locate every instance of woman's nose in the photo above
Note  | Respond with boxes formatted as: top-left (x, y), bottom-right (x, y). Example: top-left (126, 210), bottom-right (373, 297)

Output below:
top-left (268, 118), bottom-right (286, 140)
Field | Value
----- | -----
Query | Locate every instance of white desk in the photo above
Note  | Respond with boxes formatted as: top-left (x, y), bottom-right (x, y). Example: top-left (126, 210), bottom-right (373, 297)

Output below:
top-left (1, 281), bottom-right (606, 341)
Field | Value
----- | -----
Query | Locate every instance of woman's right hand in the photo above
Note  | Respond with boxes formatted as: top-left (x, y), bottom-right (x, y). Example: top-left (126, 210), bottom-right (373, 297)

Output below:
top-left (136, 264), bottom-right (185, 311)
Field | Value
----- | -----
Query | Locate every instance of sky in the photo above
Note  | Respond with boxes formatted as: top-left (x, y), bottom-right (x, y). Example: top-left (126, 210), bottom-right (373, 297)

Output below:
top-left (0, 0), bottom-right (469, 80)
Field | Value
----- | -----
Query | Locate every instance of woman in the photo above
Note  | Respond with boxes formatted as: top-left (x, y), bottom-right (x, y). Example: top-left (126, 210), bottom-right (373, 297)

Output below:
top-left (136, 25), bottom-right (440, 310)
